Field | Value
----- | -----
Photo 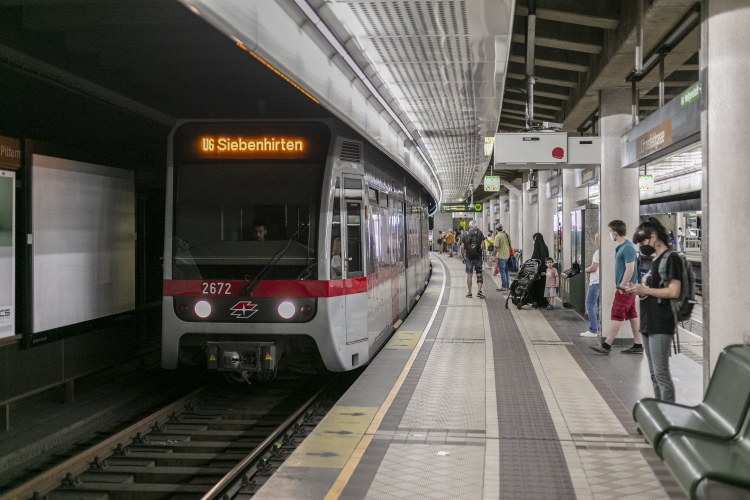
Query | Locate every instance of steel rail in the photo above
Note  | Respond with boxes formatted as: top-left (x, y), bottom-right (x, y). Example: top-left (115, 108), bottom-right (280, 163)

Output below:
top-left (1, 388), bottom-right (204, 500)
top-left (201, 387), bottom-right (325, 500)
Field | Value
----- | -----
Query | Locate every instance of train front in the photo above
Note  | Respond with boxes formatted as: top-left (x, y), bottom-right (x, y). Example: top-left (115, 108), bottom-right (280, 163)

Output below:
top-left (162, 121), bottom-right (335, 380)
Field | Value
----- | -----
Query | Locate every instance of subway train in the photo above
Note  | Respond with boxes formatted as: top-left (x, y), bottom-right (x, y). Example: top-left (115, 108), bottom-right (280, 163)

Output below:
top-left (161, 119), bottom-right (433, 380)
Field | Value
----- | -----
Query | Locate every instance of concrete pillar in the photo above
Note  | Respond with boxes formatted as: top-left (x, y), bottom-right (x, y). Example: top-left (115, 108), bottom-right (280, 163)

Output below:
top-left (487, 200), bottom-right (494, 233)
top-left (498, 195), bottom-right (508, 231)
top-left (433, 210), bottom-right (452, 240)
top-left (599, 88), bottom-right (639, 340)
top-left (522, 172), bottom-right (538, 260)
top-left (561, 170), bottom-right (587, 270)
top-left (703, 0), bottom-right (750, 378)
top-left (538, 170), bottom-right (557, 260)
top-left (508, 191), bottom-right (521, 256)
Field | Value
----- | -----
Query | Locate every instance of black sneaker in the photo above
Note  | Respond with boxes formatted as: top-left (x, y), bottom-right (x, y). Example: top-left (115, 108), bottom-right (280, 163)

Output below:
top-left (477, 291), bottom-right (485, 299)
top-left (621, 345), bottom-right (644, 354)
top-left (466, 292), bottom-right (472, 298)
top-left (589, 344), bottom-right (611, 355)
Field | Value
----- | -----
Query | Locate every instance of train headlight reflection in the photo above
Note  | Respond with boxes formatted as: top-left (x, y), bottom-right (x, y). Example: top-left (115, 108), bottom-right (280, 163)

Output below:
top-left (278, 301), bottom-right (295, 319)
top-left (195, 301), bottom-right (211, 318)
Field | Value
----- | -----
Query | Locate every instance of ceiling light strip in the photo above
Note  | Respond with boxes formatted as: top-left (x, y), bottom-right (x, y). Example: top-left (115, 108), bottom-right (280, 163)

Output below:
top-left (292, 0), bottom-right (442, 205)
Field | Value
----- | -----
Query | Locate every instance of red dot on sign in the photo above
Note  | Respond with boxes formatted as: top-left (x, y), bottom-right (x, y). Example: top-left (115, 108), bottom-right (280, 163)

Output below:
top-left (552, 147), bottom-right (565, 159)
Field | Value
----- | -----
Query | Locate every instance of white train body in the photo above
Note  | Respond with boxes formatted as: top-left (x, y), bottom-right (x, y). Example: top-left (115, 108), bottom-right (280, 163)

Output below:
top-left (162, 119), bottom-right (431, 374)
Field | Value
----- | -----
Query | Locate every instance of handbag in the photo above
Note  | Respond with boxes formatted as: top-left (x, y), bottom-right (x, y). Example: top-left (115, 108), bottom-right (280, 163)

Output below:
top-left (509, 246), bottom-right (515, 257)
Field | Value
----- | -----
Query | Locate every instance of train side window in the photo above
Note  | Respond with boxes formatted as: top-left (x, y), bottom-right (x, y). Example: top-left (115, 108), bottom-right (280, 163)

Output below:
top-left (346, 201), bottom-right (363, 277)
top-left (343, 176), bottom-right (364, 278)
top-left (331, 179), bottom-right (342, 280)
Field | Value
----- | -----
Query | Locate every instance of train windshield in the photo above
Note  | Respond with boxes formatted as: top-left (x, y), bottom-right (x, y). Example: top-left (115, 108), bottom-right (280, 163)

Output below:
top-left (173, 162), bottom-right (323, 280)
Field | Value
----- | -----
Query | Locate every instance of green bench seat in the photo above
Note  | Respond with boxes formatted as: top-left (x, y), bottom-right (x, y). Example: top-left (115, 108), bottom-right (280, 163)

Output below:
top-left (633, 345), bottom-right (750, 456)
top-left (660, 427), bottom-right (750, 499)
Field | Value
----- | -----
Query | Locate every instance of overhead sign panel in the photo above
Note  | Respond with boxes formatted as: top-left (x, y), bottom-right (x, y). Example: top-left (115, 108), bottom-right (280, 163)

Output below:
top-left (484, 175), bottom-right (500, 192)
top-left (440, 203), bottom-right (482, 213)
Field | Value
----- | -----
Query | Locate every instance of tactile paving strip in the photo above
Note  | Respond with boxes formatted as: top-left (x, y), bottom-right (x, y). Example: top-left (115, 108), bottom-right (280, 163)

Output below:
top-left (482, 283), bottom-right (577, 499)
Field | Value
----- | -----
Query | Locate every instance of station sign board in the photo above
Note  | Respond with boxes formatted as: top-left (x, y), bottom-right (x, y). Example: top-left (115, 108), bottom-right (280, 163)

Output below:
top-left (0, 170), bottom-right (15, 338)
top-left (440, 203), bottom-right (482, 213)
top-left (0, 136), bottom-right (21, 170)
top-left (484, 175), bottom-right (500, 192)
top-left (639, 175), bottom-right (654, 191)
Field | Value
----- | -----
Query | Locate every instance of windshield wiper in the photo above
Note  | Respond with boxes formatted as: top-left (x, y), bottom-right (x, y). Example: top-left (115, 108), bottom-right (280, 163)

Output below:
top-left (240, 223), bottom-right (309, 296)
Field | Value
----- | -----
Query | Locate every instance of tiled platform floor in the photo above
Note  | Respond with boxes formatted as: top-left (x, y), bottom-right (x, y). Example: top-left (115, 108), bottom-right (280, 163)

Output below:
top-left (253, 254), bottom-right (703, 500)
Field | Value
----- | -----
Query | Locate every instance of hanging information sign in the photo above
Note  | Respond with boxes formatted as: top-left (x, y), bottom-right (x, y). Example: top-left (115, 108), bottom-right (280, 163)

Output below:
top-left (639, 175), bottom-right (654, 191)
top-left (440, 203), bottom-right (482, 213)
top-left (484, 175), bottom-right (500, 192)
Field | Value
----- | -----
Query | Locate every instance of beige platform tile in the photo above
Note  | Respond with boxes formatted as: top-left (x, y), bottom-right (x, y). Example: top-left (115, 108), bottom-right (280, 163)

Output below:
top-left (399, 342), bottom-right (486, 430)
top-left (365, 444), bottom-right (484, 500)
top-left (579, 450), bottom-right (669, 500)
top-left (438, 310), bottom-right (487, 340)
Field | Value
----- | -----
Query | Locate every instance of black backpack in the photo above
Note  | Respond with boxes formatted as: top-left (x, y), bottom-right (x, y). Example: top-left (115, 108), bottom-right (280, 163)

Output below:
top-left (658, 250), bottom-right (697, 322)
top-left (465, 230), bottom-right (481, 260)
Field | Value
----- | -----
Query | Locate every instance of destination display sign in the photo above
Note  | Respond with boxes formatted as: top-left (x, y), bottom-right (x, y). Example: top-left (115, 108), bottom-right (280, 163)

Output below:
top-left (174, 122), bottom-right (330, 161)
top-left (0, 136), bottom-right (21, 170)
top-left (440, 203), bottom-right (482, 213)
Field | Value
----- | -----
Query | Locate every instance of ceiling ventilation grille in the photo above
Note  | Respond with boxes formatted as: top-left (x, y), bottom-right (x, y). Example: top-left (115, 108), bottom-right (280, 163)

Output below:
top-left (343, 0), bottom-right (500, 199)
top-left (340, 141), bottom-right (362, 163)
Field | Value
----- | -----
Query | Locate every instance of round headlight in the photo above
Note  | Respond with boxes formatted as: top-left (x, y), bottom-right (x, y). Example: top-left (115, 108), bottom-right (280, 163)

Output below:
top-left (278, 301), bottom-right (295, 319)
top-left (195, 300), bottom-right (211, 318)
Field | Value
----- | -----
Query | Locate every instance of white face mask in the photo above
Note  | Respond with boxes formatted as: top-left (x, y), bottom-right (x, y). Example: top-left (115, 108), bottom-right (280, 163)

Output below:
top-left (609, 232), bottom-right (615, 241)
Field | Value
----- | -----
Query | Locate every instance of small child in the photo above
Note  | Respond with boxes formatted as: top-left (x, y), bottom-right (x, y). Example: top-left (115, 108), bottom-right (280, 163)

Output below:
top-left (544, 257), bottom-right (559, 310)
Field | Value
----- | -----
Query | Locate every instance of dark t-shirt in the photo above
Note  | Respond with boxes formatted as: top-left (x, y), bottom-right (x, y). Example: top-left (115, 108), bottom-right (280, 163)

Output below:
top-left (639, 251), bottom-right (683, 335)
top-left (461, 229), bottom-right (485, 260)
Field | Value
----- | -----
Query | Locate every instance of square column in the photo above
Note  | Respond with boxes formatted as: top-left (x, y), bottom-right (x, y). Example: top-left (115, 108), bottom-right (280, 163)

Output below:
top-left (703, 0), bottom-right (750, 377)
top-left (508, 191), bottom-right (521, 257)
top-left (522, 172), bottom-right (538, 260)
top-left (538, 170), bottom-right (558, 263)
top-left (498, 195), bottom-right (509, 232)
top-left (599, 88), bottom-right (639, 340)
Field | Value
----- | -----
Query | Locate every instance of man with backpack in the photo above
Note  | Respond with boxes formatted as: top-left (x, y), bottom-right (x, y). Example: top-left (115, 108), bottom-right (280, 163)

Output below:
top-left (460, 220), bottom-right (486, 299)
top-left (625, 217), bottom-right (693, 403)
top-left (493, 224), bottom-right (511, 292)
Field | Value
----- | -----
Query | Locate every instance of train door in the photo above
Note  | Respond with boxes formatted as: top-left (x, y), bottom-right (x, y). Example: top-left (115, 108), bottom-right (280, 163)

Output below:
top-left (396, 198), bottom-right (407, 318)
top-left (342, 174), bottom-right (367, 344)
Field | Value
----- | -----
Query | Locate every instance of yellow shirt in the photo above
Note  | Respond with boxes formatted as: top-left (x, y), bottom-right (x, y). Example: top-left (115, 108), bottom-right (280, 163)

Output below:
top-left (445, 233), bottom-right (455, 244)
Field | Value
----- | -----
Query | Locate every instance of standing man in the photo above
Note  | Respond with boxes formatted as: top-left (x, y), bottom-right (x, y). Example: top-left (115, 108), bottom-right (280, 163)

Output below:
top-left (493, 224), bottom-right (511, 292)
top-left (677, 227), bottom-right (685, 253)
top-left (581, 234), bottom-right (601, 337)
top-left (589, 220), bottom-right (643, 355)
top-left (460, 220), bottom-right (485, 299)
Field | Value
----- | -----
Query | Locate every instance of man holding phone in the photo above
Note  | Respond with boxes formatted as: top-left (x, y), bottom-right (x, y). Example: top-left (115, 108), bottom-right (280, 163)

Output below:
top-left (589, 220), bottom-right (643, 355)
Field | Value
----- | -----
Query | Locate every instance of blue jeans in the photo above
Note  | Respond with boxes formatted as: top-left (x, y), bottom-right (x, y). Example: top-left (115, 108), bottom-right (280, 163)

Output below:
top-left (679, 240), bottom-right (684, 253)
top-left (643, 334), bottom-right (675, 402)
top-left (585, 283), bottom-right (600, 333)
top-left (496, 258), bottom-right (509, 289)
top-left (453, 242), bottom-right (458, 253)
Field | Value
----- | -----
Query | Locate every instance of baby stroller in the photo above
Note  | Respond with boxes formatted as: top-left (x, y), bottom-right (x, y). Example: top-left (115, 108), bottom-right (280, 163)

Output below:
top-left (505, 259), bottom-right (542, 310)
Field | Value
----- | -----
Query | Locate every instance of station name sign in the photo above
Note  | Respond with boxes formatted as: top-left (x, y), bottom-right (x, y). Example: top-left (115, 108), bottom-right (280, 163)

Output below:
top-left (0, 136), bottom-right (21, 170)
top-left (440, 203), bottom-right (482, 213)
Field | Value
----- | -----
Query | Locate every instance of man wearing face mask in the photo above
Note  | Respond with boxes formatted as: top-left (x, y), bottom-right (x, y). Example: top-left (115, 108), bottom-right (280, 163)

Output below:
top-left (625, 218), bottom-right (683, 402)
top-left (590, 220), bottom-right (643, 355)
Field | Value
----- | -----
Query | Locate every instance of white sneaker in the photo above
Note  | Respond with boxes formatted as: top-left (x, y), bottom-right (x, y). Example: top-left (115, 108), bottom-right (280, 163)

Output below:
top-left (580, 331), bottom-right (599, 338)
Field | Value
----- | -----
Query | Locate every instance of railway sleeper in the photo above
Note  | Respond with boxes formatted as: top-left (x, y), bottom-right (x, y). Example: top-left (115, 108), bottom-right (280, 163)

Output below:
top-left (83, 465), bottom-right (233, 483)
top-left (56, 481), bottom-right (211, 500)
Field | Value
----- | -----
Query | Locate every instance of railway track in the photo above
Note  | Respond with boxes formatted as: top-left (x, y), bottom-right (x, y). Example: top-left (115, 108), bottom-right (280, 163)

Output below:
top-left (1, 375), bottom-right (346, 500)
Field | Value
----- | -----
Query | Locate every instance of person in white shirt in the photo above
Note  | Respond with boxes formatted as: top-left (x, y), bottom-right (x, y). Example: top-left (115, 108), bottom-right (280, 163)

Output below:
top-left (677, 227), bottom-right (685, 253)
top-left (331, 238), bottom-right (343, 279)
top-left (581, 234), bottom-right (601, 337)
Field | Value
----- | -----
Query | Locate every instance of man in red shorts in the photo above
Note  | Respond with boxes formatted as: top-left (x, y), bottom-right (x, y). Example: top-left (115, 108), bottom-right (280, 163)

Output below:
top-left (589, 220), bottom-right (643, 355)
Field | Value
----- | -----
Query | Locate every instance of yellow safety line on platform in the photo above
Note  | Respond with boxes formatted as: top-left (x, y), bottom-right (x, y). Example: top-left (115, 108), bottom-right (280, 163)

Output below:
top-left (324, 255), bottom-right (447, 500)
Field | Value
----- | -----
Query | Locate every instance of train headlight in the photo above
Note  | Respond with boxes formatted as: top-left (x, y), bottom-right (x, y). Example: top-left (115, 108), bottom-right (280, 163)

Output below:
top-left (278, 301), bottom-right (295, 319)
top-left (195, 300), bottom-right (211, 318)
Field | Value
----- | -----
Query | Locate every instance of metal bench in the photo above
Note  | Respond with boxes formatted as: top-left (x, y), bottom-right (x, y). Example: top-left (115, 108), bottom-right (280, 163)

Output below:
top-left (633, 344), bottom-right (750, 456)
top-left (660, 421), bottom-right (750, 499)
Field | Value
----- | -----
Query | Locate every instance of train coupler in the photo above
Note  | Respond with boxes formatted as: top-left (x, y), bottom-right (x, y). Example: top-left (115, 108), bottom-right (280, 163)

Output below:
top-left (206, 341), bottom-right (277, 372)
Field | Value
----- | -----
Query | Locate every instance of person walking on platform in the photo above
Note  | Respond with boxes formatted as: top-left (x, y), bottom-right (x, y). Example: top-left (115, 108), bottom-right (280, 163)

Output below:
top-left (677, 227), bottom-right (685, 253)
top-left (460, 220), bottom-right (485, 299)
top-left (544, 257), bottom-right (559, 310)
top-left (484, 230), bottom-right (494, 267)
top-left (436, 231), bottom-right (444, 254)
top-left (590, 220), bottom-right (643, 355)
top-left (625, 218), bottom-right (683, 402)
top-left (454, 228), bottom-right (461, 255)
top-left (581, 234), bottom-right (601, 337)
top-left (493, 224), bottom-right (511, 292)
top-left (445, 229), bottom-right (455, 257)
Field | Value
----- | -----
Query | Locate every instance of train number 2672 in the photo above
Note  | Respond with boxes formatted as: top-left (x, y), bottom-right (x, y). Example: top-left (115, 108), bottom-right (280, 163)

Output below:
top-left (202, 282), bottom-right (232, 295)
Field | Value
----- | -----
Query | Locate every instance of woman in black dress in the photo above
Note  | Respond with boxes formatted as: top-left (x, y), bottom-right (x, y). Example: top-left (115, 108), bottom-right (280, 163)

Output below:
top-left (529, 233), bottom-right (550, 307)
